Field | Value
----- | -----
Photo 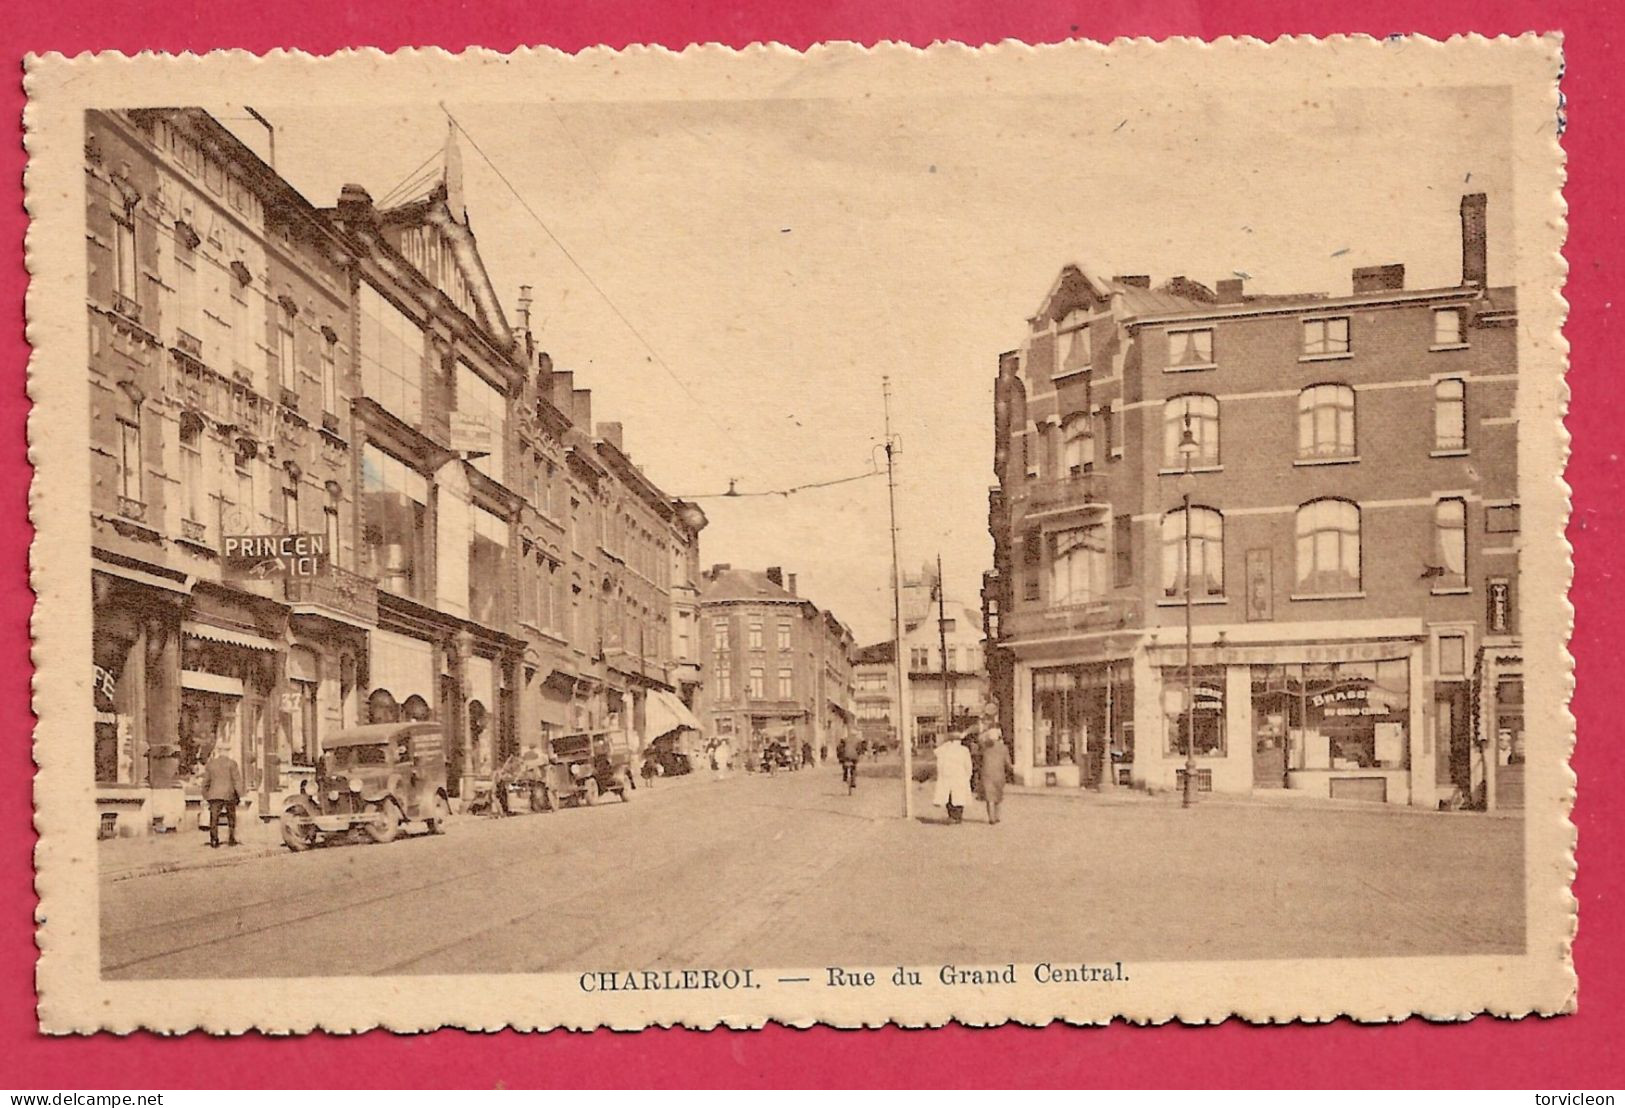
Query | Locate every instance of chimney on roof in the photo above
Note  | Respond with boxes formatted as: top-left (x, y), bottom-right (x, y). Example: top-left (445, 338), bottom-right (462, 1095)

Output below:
top-left (1461, 193), bottom-right (1488, 287)
top-left (787, 573), bottom-right (798, 597)
top-left (336, 183), bottom-right (376, 223)
top-left (766, 567), bottom-right (784, 588)
top-left (1352, 264), bottom-right (1405, 294)
top-left (1216, 277), bottom-right (1246, 303)
top-left (709, 563), bottom-right (731, 578)
top-left (596, 421), bottom-right (623, 451)
top-left (551, 370), bottom-right (574, 417)
top-left (572, 388), bottom-right (592, 431)
top-left (1114, 275), bottom-right (1151, 289)
top-left (516, 286), bottom-right (533, 332)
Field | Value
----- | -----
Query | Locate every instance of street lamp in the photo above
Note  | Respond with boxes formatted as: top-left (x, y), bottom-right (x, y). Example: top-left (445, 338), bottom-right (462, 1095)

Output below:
top-left (1177, 410), bottom-right (1200, 810)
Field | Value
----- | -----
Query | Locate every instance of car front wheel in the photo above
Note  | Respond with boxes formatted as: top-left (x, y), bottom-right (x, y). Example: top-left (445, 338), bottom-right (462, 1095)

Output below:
top-left (427, 793), bottom-right (451, 834)
top-left (280, 802), bottom-right (318, 852)
top-left (364, 799), bottom-right (402, 843)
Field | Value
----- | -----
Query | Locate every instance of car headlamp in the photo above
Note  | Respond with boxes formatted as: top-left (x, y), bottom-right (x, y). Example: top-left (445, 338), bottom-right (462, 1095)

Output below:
top-left (327, 789), bottom-right (341, 801)
top-left (348, 777), bottom-right (363, 793)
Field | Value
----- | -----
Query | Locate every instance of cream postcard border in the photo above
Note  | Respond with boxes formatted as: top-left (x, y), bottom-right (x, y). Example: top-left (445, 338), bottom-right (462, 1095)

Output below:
top-left (24, 36), bottom-right (1573, 1032)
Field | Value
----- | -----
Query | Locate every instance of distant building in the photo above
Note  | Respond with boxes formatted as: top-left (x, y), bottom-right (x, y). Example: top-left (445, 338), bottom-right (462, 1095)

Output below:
top-left (696, 566), bottom-right (854, 766)
top-left (854, 562), bottom-right (989, 752)
top-left (985, 193), bottom-right (1520, 808)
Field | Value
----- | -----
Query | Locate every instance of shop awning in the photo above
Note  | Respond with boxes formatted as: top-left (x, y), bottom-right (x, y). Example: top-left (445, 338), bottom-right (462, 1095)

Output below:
top-left (646, 690), bottom-right (702, 739)
top-left (182, 620), bottom-right (279, 652)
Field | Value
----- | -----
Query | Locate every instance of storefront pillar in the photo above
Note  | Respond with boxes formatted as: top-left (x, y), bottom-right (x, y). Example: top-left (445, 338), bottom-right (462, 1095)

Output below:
top-left (1011, 657), bottom-right (1033, 785)
top-left (1407, 647), bottom-right (1432, 809)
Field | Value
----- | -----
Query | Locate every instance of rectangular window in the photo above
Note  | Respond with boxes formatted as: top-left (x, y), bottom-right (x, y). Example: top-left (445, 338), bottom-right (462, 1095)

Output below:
top-left (748, 620), bottom-right (763, 650)
top-left (113, 213), bottom-right (138, 304)
top-left (1163, 395), bottom-right (1220, 468)
top-left (1049, 524), bottom-right (1109, 606)
top-left (358, 283), bottom-right (425, 424)
top-left (1433, 308), bottom-right (1466, 347)
top-left (778, 668), bottom-right (794, 699)
top-left (277, 304), bottom-right (297, 394)
top-left (1167, 327), bottom-right (1214, 369)
top-left (716, 666), bottom-right (732, 702)
top-left (1485, 504), bottom-right (1520, 533)
top-left (1438, 634), bottom-right (1467, 678)
top-left (748, 667), bottom-right (765, 700)
top-left (1113, 513), bottom-right (1133, 587)
top-left (1297, 384), bottom-right (1357, 459)
top-left (1056, 320), bottom-right (1091, 375)
top-left (282, 480), bottom-right (299, 532)
top-left (361, 443), bottom-right (429, 600)
top-left (1434, 379), bottom-right (1467, 452)
top-left (117, 417), bottom-right (142, 503)
top-left (233, 466), bottom-right (255, 532)
top-left (911, 647), bottom-right (931, 671)
top-left (324, 499), bottom-right (341, 567)
top-left (1302, 317), bottom-right (1351, 357)
top-left (777, 621), bottom-right (792, 652)
top-left (1433, 498), bottom-right (1468, 590)
top-left (1163, 665), bottom-right (1227, 757)
top-left (713, 619), bottom-right (730, 651)
top-left (469, 506), bottom-right (509, 626)
top-left (456, 362), bottom-right (508, 485)
top-left (180, 424), bottom-right (205, 526)
top-left (321, 335), bottom-right (339, 416)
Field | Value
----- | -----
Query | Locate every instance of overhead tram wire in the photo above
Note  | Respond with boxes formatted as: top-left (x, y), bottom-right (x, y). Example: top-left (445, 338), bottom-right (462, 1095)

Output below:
top-left (670, 468), bottom-right (883, 500)
top-left (438, 103), bottom-right (757, 475)
top-left (376, 146), bottom-right (446, 209)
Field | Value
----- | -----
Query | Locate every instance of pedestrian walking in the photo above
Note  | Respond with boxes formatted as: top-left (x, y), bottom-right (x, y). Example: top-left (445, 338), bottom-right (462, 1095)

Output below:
top-left (932, 731), bottom-right (973, 824)
top-left (201, 745), bottom-right (244, 848)
top-left (980, 727), bottom-right (1010, 825)
top-left (837, 737), bottom-right (857, 792)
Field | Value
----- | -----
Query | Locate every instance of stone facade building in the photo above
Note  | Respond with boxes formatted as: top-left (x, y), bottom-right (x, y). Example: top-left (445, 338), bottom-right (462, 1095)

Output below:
top-left (87, 108), bottom-right (705, 835)
top-left (984, 194), bottom-right (1521, 809)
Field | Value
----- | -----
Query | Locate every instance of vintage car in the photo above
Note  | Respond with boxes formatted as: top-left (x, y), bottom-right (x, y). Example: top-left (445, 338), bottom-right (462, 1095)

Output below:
top-left (279, 721), bottom-right (452, 851)
top-left (544, 731), bottom-right (634, 807)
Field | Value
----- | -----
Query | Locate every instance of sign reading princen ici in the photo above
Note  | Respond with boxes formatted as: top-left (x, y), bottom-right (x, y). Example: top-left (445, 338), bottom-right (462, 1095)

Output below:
top-left (223, 534), bottom-right (330, 579)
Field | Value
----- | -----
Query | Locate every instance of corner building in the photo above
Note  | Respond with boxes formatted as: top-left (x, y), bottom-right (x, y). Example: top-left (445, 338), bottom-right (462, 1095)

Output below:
top-left (985, 194), bottom-right (1521, 809)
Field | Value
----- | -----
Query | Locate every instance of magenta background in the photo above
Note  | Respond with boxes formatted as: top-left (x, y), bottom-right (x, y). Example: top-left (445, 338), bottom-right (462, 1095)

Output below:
top-left (0, 1), bottom-right (1617, 1089)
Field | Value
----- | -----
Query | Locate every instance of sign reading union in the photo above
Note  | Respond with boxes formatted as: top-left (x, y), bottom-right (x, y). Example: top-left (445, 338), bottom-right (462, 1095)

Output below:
top-left (223, 533), bottom-right (329, 579)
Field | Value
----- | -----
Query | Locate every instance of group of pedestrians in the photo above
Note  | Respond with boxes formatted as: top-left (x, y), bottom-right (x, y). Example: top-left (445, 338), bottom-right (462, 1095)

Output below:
top-left (932, 705), bottom-right (1009, 826)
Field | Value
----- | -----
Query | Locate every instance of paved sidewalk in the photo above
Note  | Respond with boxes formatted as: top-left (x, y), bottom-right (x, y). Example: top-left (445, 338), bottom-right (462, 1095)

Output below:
top-left (1005, 779), bottom-right (1524, 819)
top-left (99, 819), bottom-right (287, 883)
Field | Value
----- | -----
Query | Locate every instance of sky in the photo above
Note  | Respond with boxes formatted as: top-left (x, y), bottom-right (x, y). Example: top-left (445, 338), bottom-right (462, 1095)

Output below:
top-left (213, 83), bottom-right (1512, 644)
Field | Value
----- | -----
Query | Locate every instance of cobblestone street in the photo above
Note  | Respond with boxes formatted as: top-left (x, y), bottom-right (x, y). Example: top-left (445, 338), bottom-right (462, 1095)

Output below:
top-left (100, 759), bottom-right (1524, 979)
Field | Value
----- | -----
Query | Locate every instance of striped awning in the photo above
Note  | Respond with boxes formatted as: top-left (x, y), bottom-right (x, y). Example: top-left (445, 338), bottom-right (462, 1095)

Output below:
top-left (181, 620), bottom-right (279, 652)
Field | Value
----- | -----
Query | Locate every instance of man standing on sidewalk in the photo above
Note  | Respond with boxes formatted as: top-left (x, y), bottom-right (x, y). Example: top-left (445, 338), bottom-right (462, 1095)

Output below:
top-left (202, 746), bottom-right (244, 849)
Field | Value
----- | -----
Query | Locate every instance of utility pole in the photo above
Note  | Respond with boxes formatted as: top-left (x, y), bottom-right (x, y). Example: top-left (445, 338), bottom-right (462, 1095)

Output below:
top-left (883, 378), bottom-right (914, 819)
top-left (937, 552), bottom-right (952, 738)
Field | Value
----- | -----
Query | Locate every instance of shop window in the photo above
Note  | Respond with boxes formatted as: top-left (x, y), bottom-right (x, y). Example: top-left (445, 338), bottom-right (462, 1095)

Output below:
top-left (1163, 394), bottom-right (1219, 469)
top-left (1434, 379), bottom-right (1466, 452)
top-left (1032, 663), bottom-right (1134, 781)
top-left (1302, 316), bottom-right (1350, 357)
top-left (1161, 506), bottom-right (1224, 598)
top-left (1433, 498), bottom-right (1468, 590)
top-left (1050, 523), bottom-right (1108, 606)
top-left (1295, 498), bottom-right (1361, 595)
top-left (358, 283), bottom-right (424, 425)
top-left (1250, 660), bottom-right (1409, 770)
top-left (1297, 384), bottom-right (1356, 459)
top-left (361, 443), bottom-right (429, 600)
top-left (1162, 665), bottom-right (1227, 757)
top-left (1168, 327), bottom-right (1214, 370)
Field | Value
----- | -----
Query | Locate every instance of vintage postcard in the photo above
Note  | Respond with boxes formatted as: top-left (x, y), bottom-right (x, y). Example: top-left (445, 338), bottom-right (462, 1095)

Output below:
top-left (24, 37), bottom-right (1571, 1032)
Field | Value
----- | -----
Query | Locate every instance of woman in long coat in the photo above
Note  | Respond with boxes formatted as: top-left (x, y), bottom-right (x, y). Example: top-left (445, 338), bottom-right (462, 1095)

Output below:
top-left (979, 727), bottom-right (1010, 825)
top-left (932, 731), bottom-right (974, 824)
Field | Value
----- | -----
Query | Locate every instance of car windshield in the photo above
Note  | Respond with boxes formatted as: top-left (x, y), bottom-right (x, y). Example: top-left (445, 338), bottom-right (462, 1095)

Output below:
top-left (331, 744), bottom-right (388, 768)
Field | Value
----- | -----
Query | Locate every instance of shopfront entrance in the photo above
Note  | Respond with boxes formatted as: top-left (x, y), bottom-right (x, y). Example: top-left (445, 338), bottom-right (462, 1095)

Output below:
top-left (1032, 661), bottom-right (1133, 788)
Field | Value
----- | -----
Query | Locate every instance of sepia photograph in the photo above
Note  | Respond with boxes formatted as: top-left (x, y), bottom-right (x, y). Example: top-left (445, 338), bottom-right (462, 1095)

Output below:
top-left (23, 37), bottom-right (1571, 1031)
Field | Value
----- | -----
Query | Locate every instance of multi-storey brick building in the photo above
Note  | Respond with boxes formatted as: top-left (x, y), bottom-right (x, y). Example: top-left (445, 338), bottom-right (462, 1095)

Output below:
top-left (985, 193), bottom-right (1520, 809)
top-left (696, 566), bottom-right (854, 767)
top-left (87, 108), bottom-right (705, 833)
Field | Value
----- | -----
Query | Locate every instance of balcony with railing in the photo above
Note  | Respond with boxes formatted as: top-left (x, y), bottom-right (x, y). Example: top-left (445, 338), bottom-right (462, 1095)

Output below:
top-left (175, 329), bottom-right (203, 361)
top-left (1013, 472), bottom-right (1108, 518)
top-left (285, 564), bottom-right (379, 628)
top-left (111, 291), bottom-right (142, 324)
top-left (998, 594), bottom-right (1144, 645)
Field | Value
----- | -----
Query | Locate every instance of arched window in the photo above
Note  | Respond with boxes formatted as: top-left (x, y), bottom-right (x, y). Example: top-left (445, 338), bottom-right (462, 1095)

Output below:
top-left (1161, 506), bottom-right (1224, 598)
top-left (1295, 498), bottom-right (1362, 594)
top-left (1297, 384), bottom-right (1356, 459)
top-left (1049, 523), bottom-right (1108, 605)
top-left (1433, 498), bottom-right (1468, 590)
top-left (1061, 414), bottom-right (1095, 476)
top-left (1434, 378), bottom-right (1466, 452)
top-left (367, 688), bottom-right (400, 724)
top-left (1163, 394), bottom-right (1219, 469)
